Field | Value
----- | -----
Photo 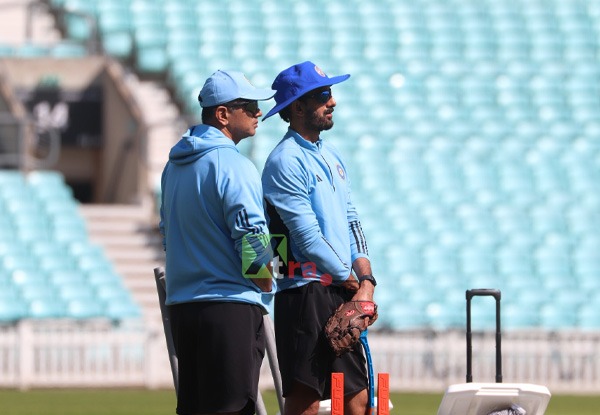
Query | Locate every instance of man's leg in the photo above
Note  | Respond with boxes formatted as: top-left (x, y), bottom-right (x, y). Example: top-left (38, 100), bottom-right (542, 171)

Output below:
top-left (345, 388), bottom-right (368, 415)
top-left (283, 381), bottom-right (321, 415)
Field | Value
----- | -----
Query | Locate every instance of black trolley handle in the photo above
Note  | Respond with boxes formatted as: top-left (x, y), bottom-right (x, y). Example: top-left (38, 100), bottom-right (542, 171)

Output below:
top-left (466, 289), bottom-right (502, 384)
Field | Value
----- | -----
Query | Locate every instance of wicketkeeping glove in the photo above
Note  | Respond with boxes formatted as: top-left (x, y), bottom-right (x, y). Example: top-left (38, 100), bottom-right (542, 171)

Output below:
top-left (324, 300), bottom-right (378, 357)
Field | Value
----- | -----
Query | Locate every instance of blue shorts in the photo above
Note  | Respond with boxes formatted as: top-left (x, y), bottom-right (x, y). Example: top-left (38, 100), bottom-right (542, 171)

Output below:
top-left (274, 282), bottom-right (368, 399)
top-left (169, 301), bottom-right (265, 415)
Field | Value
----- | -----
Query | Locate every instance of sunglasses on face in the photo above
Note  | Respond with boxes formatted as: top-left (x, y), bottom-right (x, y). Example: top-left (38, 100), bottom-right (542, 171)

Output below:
top-left (227, 100), bottom-right (260, 115)
top-left (303, 88), bottom-right (333, 104)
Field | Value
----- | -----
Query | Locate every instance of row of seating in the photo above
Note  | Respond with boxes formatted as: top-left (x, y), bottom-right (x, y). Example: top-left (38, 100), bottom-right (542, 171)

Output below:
top-left (0, 41), bottom-right (88, 58)
top-left (0, 269), bottom-right (139, 320)
top-left (0, 170), bottom-right (141, 322)
top-left (44, 0), bottom-right (600, 116)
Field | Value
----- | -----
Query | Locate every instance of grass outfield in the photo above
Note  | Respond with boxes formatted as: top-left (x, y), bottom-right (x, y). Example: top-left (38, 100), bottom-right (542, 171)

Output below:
top-left (0, 389), bottom-right (598, 415)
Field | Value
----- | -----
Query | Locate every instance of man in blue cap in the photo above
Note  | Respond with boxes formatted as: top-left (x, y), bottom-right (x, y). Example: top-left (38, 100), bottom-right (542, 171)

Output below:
top-left (159, 70), bottom-right (276, 415)
top-left (262, 62), bottom-right (377, 415)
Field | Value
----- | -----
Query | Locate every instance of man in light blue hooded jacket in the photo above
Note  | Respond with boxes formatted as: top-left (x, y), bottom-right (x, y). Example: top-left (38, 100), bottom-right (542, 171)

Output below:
top-left (159, 70), bottom-right (275, 415)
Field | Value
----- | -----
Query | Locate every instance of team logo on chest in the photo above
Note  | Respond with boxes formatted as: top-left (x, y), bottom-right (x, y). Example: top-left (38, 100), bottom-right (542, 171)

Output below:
top-left (336, 164), bottom-right (345, 180)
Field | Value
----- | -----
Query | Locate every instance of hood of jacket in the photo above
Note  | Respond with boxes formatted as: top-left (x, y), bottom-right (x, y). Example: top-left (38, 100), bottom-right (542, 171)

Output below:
top-left (168, 124), bottom-right (237, 165)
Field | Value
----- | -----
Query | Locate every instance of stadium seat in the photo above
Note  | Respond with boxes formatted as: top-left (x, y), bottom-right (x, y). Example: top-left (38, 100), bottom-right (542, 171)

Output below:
top-left (44, 0), bottom-right (600, 333)
top-left (66, 298), bottom-right (105, 319)
top-left (29, 298), bottom-right (67, 319)
top-left (503, 302), bottom-right (540, 330)
top-left (0, 297), bottom-right (29, 321)
top-left (105, 300), bottom-right (142, 320)
top-left (539, 303), bottom-right (579, 330)
top-left (578, 303), bottom-right (600, 330)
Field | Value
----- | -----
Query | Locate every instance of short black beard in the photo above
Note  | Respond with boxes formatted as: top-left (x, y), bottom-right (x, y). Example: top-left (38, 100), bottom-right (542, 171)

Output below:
top-left (306, 110), bottom-right (334, 132)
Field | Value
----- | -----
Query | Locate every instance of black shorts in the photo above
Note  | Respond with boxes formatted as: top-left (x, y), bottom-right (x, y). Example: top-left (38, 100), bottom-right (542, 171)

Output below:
top-left (169, 301), bottom-right (266, 415)
top-left (274, 282), bottom-right (367, 399)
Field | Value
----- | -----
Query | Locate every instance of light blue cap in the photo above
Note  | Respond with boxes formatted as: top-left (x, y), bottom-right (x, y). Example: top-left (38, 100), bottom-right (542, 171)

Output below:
top-left (198, 70), bottom-right (275, 108)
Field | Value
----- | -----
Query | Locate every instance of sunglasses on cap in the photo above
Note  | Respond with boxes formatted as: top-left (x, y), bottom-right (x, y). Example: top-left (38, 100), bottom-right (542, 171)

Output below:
top-left (226, 100), bottom-right (260, 115)
top-left (302, 88), bottom-right (333, 104)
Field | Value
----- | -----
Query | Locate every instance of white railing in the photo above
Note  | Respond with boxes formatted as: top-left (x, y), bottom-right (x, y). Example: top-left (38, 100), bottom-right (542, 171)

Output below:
top-left (1, 321), bottom-right (599, 394)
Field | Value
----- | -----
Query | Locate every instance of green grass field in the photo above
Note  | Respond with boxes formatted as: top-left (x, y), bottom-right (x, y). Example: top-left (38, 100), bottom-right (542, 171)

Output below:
top-left (0, 389), bottom-right (598, 415)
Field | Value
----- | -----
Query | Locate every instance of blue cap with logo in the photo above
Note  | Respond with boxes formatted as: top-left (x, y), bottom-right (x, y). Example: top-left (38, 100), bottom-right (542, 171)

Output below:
top-left (198, 70), bottom-right (275, 108)
top-left (262, 61), bottom-right (350, 120)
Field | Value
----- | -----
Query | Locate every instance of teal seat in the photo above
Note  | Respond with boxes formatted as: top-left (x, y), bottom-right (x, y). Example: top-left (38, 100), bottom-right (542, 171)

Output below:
top-left (503, 302), bottom-right (540, 330)
top-left (16, 43), bottom-right (50, 57)
top-left (426, 301), bottom-right (464, 330)
top-left (87, 270), bottom-right (125, 287)
top-left (578, 303), bottom-right (600, 330)
top-left (384, 245), bottom-right (422, 274)
top-left (49, 270), bottom-right (87, 285)
top-left (66, 298), bottom-right (105, 319)
top-left (102, 32), bottom-right (134, 58)
top-left (468, 297), bottom-right (499, 330)
top-left (20, 281), bottom-right (56, 301)
top-left (53, 226), bottom-right (89, 244)
top-left (385, 302), bottom-right (428, 331)
top-left (96, 284), bottom-right (132, 303)
top-left (56, 284), bottom-right (96, 301)
top-left (63, 12), bottom-right (96, 42)
top-left (51, 42), bottom-right (87, 58)
top-left (44, 199), bottom-right (80, 216)
top-left (0, 297), bottom-right (28, 321)
top-left (51, 216), bottom-right (88, 236)
top-left (4, 254), bottom-right (39, 273)
top-left (77, 254), bottom-right (114, 274)
top-left (29, 298), bottom-right (67, 319)
top-left (105, 300), bottom-right (142, 320)
top-left (496, 246), bottom-right (535, 276)
top-left (135, 49), bottom-right (169, 74)
top-left (423, 245), bottom-right (459, 275)
top-left (0, 43), bottom-right (14, 56)
top-left (98, 4), bottom-right (131, 34)
top-left (38, 255), bottom-right (77, 273)
top-left (540, 303), bottom-right (578, 330)
top-left (460, 246), bottom-right (497, 276)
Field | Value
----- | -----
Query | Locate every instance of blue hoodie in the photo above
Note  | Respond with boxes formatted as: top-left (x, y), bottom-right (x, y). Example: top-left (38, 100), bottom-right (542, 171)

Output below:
top-left (159, 125), bottom-right (273, 311)
top-left (262, 128), bottom-right (369, 291)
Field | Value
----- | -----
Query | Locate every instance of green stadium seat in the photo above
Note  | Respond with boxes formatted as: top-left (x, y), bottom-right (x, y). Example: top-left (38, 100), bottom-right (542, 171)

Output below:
top-left (66, 298), bottom-right (105, 319)
top-left (105, 300), bottom-right (142, 320)
top-left (0, 43), bottom-right (15, 56)
top-left (29, 298), bottom-right (67, 319)
top-left (102, 32), bottom-right (134, 59)
top-left (48, 270), bottom-right (87, 286)
top-left (96, 284), bottom-right (132, 303)
top-left (19, 281), bottom-right (56, 302)
top-left (51, 42), bottom-right (88, 58)
top-left (578, 303), bottom-right (600, 330)
top-left (503, 302), bottom-right (540, 330)
top-left (540, 303), bottom-right (579, 329)
top-left (0, 297), bottom-right (29, 321)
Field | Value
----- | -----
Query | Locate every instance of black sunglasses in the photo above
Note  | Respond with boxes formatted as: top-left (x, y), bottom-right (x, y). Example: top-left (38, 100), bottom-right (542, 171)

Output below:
top-left (227, 100), bottom-right (260, 115)
top-left (302, 88), bottom-right (333, 104)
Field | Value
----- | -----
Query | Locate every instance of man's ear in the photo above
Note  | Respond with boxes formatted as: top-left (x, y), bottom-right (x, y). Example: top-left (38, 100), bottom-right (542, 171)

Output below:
top-left (214, 105), bottom-right (229, 125)
top-left (293, 101), bottom-right (304, 117)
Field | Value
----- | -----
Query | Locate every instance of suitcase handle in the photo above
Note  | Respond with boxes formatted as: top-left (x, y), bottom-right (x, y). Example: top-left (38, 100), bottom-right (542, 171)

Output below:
top-left (466, 289), bottom-right (502, 383)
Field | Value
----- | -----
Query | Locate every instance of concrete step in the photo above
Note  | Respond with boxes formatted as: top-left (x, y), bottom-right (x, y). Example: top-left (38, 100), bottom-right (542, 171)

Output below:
top-left (79, 204), bottom-right (165, 326)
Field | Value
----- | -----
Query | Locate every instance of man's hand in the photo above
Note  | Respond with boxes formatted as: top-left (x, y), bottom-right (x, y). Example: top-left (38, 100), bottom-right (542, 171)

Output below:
top-left (340, 274), bottom-right (359, 293)
top-left (251, 277), bottom-right (272, 292)
top-left (250, 261), bottom-right (273, 292)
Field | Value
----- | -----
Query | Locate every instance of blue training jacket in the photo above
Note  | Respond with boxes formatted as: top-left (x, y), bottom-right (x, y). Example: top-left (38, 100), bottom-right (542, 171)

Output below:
top-left (262, 128), bottom-right (369, 290)
top-left (159, 124), bottom-right (274, 310)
